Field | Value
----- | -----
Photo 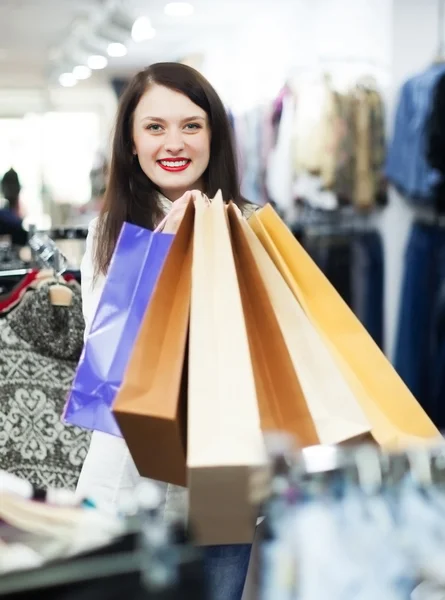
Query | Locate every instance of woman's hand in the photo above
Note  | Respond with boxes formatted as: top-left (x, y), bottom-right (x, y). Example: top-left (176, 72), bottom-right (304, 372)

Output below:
top-left (161, 190), bottom-right (208, 234)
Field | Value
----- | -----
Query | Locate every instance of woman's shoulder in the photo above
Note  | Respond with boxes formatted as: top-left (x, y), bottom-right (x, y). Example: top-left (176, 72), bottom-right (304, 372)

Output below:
top-left (87, 216), bottom-right (100, 237)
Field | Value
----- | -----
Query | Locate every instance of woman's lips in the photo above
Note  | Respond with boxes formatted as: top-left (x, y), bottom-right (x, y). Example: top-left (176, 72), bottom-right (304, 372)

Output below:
top-left (157, 159), bottom-right (191, 172)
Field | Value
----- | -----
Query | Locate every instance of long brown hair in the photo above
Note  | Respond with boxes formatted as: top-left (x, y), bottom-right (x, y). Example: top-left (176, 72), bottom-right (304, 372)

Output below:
top-left (94, 62), bottom-right (245, 276)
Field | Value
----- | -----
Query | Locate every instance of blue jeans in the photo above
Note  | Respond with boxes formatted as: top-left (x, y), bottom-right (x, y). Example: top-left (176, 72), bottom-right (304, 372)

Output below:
top-left (353, 231), bottom-right (385, 350)
top-left (203, 544), bottom-right (252, 600)
top-left (394, 222), bottom-right (445, 427)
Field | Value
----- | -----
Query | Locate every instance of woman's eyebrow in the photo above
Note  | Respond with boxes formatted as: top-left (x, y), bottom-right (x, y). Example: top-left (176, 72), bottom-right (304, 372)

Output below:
top-left (182, 116), bottom-right (206, 122)
top-left (140, 115), bottom-right (206, 123)
top-left (141, 116), bottom-right (167, 123)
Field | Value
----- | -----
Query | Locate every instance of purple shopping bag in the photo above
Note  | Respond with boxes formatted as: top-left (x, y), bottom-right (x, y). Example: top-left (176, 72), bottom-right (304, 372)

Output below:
top-left (64, 223), bottom-right (174, 436)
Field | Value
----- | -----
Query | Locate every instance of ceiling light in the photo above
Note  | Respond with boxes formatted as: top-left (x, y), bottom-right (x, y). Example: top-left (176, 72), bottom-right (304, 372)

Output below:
top-left (59, 73), bottom-right (77, 87)
top-left (107, 42), bottom-right (127, 57)
top-left (131, 16), bottom-right (156, 42)
top-left (164, 2), bottom-right (194, 17)
top-left (73, 65), bottom-right (92, 80)
top-left (87, 55), bottom-right (108, 69)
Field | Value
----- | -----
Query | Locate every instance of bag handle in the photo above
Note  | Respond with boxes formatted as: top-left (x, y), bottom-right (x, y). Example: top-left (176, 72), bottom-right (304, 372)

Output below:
top-left (154, 192), bottom-right (212, 233)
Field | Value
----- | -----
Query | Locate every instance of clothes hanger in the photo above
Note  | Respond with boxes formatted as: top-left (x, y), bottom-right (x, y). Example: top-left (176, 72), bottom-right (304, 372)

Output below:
top-left (29, 234), bottom-right (73, 307)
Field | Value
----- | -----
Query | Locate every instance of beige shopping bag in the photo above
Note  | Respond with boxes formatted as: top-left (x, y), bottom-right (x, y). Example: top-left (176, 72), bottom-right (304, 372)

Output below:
top-left (249, 205), bottom-right (441, 447)
top-left (227, 203), bottom-right (319, 448)
top-left (234, 208), bottom-right (371, 445)
top-left (187, 193), bottom-right (267, 546)
top-left (113, 201), bottom-right (194, 487)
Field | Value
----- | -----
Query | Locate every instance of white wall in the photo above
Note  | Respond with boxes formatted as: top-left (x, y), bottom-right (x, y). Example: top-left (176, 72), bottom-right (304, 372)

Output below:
top-left (0, 84), bottom-right (117, 152)
top-left (200, 0), bottom-right (393, 113)
top-left (381, 0), bottom-right (442, 360)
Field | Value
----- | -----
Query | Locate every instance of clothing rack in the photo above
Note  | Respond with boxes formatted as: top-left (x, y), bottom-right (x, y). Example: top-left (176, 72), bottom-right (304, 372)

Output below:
top-left (50, 226), bottom-right (89, 241)
top-left (415, 206), bottom-right (445, 227)
top-left (291, 206), bottom-right (374, 236)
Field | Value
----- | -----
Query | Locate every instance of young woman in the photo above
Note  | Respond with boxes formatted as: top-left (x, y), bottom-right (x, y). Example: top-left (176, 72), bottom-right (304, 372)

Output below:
top-left (76, 62), bottom-right (258, 600)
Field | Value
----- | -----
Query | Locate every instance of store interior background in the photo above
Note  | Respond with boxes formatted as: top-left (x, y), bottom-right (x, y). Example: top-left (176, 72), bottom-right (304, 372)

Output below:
top-left (0, 0), bottom-right (438, 361)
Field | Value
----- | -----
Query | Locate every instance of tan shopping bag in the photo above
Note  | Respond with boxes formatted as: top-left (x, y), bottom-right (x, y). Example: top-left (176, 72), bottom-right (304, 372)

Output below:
top-left (249, 205), bottom-right (441, 447)
top-left (227, 203), bottom-right (319, 448)
top-left (113, 202), bottom-right (194, 487)
top-left (228, 207), bottom-right (371, 445)
top-left (187, 193), bottom-right (267, 546)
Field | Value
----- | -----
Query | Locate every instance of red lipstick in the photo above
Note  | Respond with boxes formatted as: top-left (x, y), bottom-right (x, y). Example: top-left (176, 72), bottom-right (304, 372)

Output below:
top-left (157, 159), bottom-right (191, 172)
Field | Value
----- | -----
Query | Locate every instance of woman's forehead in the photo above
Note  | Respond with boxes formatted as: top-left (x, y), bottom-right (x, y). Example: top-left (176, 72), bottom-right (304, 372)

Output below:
top-left (134, 84), bottom-right (207, 122)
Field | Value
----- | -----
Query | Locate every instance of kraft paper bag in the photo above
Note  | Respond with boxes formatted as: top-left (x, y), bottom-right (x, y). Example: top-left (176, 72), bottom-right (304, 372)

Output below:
top-left (249, 205), bottom-right (441, 448)
top-left (227, 203), bottom-right (319, 448)
top-left (187, 193), bottom-right (267, 546)
top-left (113, 201), bottom-right (195, 487)
top-left (229, 207), bottom-right (371, 445)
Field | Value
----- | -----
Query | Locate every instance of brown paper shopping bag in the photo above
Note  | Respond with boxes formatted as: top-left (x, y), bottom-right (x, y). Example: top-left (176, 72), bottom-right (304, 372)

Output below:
top-left (227, 203), bottom-right (319, 448)
top-left (113, 202), bottom-right (194, 487)
top-left (249, 205), bottom-right (441, 447)
top-left (229, 207), bottom-right (371, 446)
top-left (188, 193), bottom-right (267, 546)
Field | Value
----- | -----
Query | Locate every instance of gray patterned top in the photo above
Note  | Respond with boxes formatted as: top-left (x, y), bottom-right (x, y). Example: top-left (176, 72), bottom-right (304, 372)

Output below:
top-left (0, 283), bottom-right (91, 490)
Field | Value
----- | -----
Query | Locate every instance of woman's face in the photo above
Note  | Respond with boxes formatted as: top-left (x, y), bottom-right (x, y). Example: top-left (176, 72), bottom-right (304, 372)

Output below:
top-left (132, 84), bottom-right (211, 201)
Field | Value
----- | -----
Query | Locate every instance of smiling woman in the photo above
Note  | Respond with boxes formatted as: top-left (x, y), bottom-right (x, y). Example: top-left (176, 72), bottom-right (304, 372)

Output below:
top-left (93, 61), bottom-right (248, 278)
top-left (77, 62), bottom-right (256, 600)
top-left (132, 84), bottom-right (211, 200)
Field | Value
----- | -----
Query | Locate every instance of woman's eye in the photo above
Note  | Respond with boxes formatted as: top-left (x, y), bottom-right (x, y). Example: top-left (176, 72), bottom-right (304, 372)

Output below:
top-left (146, 124), bottom-right (163, 132)
top-left (185, 123), bottom-right (201, 130)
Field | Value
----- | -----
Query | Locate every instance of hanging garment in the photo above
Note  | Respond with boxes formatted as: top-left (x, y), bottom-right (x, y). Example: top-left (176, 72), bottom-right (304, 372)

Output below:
top-left (239, 107), bottom-right (264, 204)
top-left (394, 221), bottom-right (445, 429)
top-left (0, 282), bottom-right (91, 490)
top-left (334, 92), bottom-right (356, 206)
top-left (425, 71), bottom-right (445, 211)
top-left (368, 89), bottom-right (388, 208)
top-left (353, 88), bottom-right (374, 210)
top-left (386, 64), bottom-right (445, 203)
top-left (303, 233), bottom-right (354, 308)
top-left (352, 231), bottom-right (385, 350)
top-left (292, 76), bottom-right (339, 187)
top-left (266, 92), bottom-right (296, 216)
top-left (426, 72), bottom-right (445, 175)
top-left (300, 229), bottom-right (384, 349)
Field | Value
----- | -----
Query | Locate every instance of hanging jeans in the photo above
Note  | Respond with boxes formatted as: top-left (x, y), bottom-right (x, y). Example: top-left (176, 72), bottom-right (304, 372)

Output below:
top-left (352, 232), bottom-right (385, 350)
top-left (303, 231), bottom-right (384, 350)
top-left (394, 222), bottom-right (445, 428)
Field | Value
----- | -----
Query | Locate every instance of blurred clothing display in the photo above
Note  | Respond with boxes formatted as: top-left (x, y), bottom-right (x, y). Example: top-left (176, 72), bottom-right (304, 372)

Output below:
top-left (386, 63), bottom-right (445, 208)
top-left (232, 75), bottom-right (387, 216)
top-left (388, 62), bottom-right (445, 429)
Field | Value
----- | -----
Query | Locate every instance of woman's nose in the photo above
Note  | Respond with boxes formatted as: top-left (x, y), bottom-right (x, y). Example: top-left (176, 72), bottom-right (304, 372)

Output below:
top-left (164, 129), bottom-right (185, 154)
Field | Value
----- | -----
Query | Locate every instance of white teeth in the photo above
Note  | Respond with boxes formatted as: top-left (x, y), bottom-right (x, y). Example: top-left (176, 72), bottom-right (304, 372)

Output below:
top-left (160, 160), bottom-right (189, 167)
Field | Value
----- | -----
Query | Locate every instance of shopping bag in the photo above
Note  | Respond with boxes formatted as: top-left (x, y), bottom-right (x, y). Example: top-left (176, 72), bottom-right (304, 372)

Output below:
top-left (188, 193), bottom-right (267, 545)
top-left (65, 224), bottom-right (173, 437)
top-left (226, 203), bottom-right (319, 448)
top-left (112, 202), bottom-right (194, 487)
top-left (231, 207), bottom-right (371, 446)
top-left (249, 205), bottom-right (441, 447)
